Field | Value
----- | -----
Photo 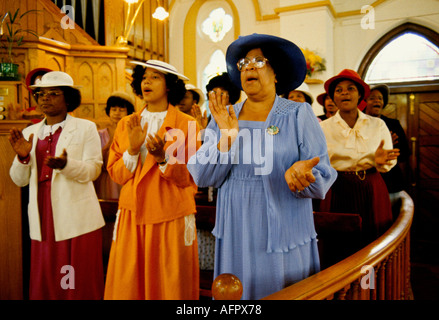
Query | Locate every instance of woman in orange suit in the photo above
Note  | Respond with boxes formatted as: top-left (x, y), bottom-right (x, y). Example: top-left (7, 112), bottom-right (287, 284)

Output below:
top-left (104, 60), bottom-right (201, 300)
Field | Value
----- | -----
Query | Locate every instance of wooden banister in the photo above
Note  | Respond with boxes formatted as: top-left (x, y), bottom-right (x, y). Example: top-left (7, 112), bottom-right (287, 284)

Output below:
top-left (263, 191), bottom-right (414, 300)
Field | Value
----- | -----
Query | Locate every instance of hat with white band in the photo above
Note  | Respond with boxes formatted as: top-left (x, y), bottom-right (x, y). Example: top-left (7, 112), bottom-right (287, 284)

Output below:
top-left (130, 60), bottom-right (189, 81)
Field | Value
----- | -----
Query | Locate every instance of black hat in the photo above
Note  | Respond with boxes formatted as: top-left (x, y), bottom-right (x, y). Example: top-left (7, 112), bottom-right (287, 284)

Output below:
top-left (205, 73), bottom-right (241, 104)
top-left (369, 84), bottom-right (390, 107)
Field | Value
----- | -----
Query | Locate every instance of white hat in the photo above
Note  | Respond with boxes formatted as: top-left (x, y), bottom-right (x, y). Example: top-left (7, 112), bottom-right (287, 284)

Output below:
top-left (130, 60), bottom-right (189, 81)
top-left (185, 84), bottom-right (205, 106)
top-left (29, 71), bottom-right (82, 88)
top-left (291, 82), bottom-right (314, 104)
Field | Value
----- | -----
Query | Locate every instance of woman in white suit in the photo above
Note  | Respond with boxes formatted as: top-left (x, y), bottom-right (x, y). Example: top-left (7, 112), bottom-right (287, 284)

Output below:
top-left (9, 71), bottom-right (105, 300)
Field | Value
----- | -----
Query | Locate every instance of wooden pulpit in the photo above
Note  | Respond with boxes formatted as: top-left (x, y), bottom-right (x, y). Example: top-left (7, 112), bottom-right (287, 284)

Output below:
top-left (0, 120), bottom-right (31, 299)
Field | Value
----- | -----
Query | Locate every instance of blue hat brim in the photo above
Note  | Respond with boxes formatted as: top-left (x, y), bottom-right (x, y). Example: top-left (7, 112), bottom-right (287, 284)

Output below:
top-left (226, 33), bottom-right (307, 95)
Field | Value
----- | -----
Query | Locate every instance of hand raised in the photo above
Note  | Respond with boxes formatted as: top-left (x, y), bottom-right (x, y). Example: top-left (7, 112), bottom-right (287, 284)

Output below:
top-left (191, 104), bottom-right (208, 129)
top-left (127, 114), bottom-right (147, 155)
top-left (8, 127), bottom-right (33, 159)
top-left (284, 157), bottom-right (320, 192)
top-left (209, 90), bottom-right (238, 134)
top-left (375, 140), bottom-right (400, 166)
top-left (209, 90), bottom-right (239, 152)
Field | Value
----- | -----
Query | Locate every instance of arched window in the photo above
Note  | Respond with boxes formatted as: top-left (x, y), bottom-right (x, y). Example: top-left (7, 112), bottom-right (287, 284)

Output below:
top-left (359, 23), bottom-right (439, 85)
top-left (202, 50), bottom-right (227, 96)
top-left (365, 33), bottom-right (439, 84)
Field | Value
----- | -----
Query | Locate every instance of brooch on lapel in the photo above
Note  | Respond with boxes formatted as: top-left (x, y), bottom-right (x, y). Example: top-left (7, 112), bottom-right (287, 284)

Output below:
top-left (266, 125), bottom-right (279, 135)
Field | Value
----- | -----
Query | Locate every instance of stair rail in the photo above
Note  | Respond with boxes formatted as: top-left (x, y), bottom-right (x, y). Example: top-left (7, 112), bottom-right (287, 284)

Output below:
top-left (263, 191), bottom-right (414, 300)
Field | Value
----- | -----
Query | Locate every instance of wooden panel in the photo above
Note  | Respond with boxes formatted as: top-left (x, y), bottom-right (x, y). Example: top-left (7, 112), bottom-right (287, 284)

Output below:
top-left (0, 120), bottom-right (30, 299)
top-left (384, 93), bottom-right (408, 132)
top-left (78, 62), bottom-right (94, 101)
top-left (97, 62), bottom-right (114, 101)
top-left (418, 96), bottom-right (439, 188)
top-left (412, 92), bottom-right (439, 259)
top-left (74, 103), bottom-right (95, 119)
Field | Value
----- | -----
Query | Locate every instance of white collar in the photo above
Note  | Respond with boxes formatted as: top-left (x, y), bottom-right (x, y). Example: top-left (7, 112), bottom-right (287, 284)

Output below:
top-left (38, 115), bottom-right (69, 140)
top-left (140, 107), bottom-right (167, 133)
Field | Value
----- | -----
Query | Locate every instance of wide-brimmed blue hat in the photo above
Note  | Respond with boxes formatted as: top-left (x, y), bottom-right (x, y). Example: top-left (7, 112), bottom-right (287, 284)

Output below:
top-left (226, 33), bottom-right (307, 95)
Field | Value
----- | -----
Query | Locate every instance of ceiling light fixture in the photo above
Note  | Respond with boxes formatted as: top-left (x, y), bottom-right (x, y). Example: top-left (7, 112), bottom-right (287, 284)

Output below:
top-left (152, 0), bottom-right (169, 21)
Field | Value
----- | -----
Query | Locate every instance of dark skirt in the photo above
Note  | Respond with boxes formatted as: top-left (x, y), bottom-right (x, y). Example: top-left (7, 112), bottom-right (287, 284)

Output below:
top-left (319, 168), bottom-right (393, 244)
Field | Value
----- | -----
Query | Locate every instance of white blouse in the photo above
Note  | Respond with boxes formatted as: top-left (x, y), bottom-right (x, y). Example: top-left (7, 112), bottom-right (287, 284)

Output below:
top-left (320, 110), bottom-right (396, 172)
top-left (123, 108), bottom-right (168, 172)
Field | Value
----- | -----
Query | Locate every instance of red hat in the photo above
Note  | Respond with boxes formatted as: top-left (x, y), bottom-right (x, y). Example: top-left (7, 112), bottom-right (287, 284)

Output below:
top-left (324, 69), bottom-right (370, 104)
top-left (358, 99), bottom-right (367, 111)
top-left (25, 68), bottom-right (52, 92)
top-left (316, 92), bottom-right (329, 107)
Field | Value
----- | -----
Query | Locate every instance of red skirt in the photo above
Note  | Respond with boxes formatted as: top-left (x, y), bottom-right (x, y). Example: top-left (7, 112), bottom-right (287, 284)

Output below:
top-left (319, 168), bottom-right (393, 244)
top-left (29, 180), bottom-right (104, 300)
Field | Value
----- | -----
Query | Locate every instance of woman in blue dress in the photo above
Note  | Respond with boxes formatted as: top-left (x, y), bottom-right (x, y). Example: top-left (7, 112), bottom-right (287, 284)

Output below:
top-left (187, 34), bottom-right (337, 299)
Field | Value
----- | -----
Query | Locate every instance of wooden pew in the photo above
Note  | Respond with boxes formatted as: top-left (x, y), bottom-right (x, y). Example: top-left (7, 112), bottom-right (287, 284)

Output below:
top-left (98, 200), bottom-right (364, 298)
top-left (98, 199), bottom-right (118, 275)
top-left (313, 212), bottom-right (362, 269)
top-left (194, 206), bottom-right (364, 297)
top-left (264, 191), bottom-right (414, 300)
top-left (195, 204), bottom-right (216, 299)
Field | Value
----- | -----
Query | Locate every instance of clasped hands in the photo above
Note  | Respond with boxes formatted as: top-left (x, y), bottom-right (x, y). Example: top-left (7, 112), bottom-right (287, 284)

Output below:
top-left (209, 90), bottom-right (320, 193)
top-left (126, 114), bottom-right (166, 164)
top-left (8, 128), bottom-right (67, 169)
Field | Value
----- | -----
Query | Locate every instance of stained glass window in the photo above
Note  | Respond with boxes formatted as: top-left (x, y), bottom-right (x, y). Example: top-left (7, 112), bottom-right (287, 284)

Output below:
top-left (201, 8), bottom-right (233, 43)
top-left (365, 32), bottom-right (439, 83)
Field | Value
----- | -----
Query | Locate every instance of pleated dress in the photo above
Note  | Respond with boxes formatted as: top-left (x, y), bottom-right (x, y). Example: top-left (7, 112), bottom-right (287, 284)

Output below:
top-left (214, 120), bottom-right (320, 299)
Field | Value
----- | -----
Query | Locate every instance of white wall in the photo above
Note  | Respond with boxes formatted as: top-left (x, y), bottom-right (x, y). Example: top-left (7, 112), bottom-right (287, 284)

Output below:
top-left (169, 0), bottom-right (439, 115)
top-left (278, 6), bottom-right (335, 115)
top-left (333, 0), bottom-right (439, 73)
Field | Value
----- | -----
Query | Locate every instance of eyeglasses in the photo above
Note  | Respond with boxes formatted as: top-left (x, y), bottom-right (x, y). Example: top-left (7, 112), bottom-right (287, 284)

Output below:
top-left (34, 91), bottom-right (64, 99)
top-left (237, 56), bottom-right (269, 71)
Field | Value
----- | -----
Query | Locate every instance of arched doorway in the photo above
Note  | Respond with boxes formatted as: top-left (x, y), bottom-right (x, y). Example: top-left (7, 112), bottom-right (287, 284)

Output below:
top-left (359, 22), bottom-right (439, 297)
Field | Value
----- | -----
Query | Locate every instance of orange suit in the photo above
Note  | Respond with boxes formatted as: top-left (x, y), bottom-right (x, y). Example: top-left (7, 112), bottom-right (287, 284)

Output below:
top-left (104, 105), bottom-right (201, 300)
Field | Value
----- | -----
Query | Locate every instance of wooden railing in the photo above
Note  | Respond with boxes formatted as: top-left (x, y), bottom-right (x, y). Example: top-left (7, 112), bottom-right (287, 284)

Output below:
top-left (263, 191), bottom-right (414, 300)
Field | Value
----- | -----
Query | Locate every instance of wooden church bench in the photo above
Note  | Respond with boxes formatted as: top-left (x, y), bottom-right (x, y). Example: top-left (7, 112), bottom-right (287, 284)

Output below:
top-left (313, 212), bottom-right (362, 269)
